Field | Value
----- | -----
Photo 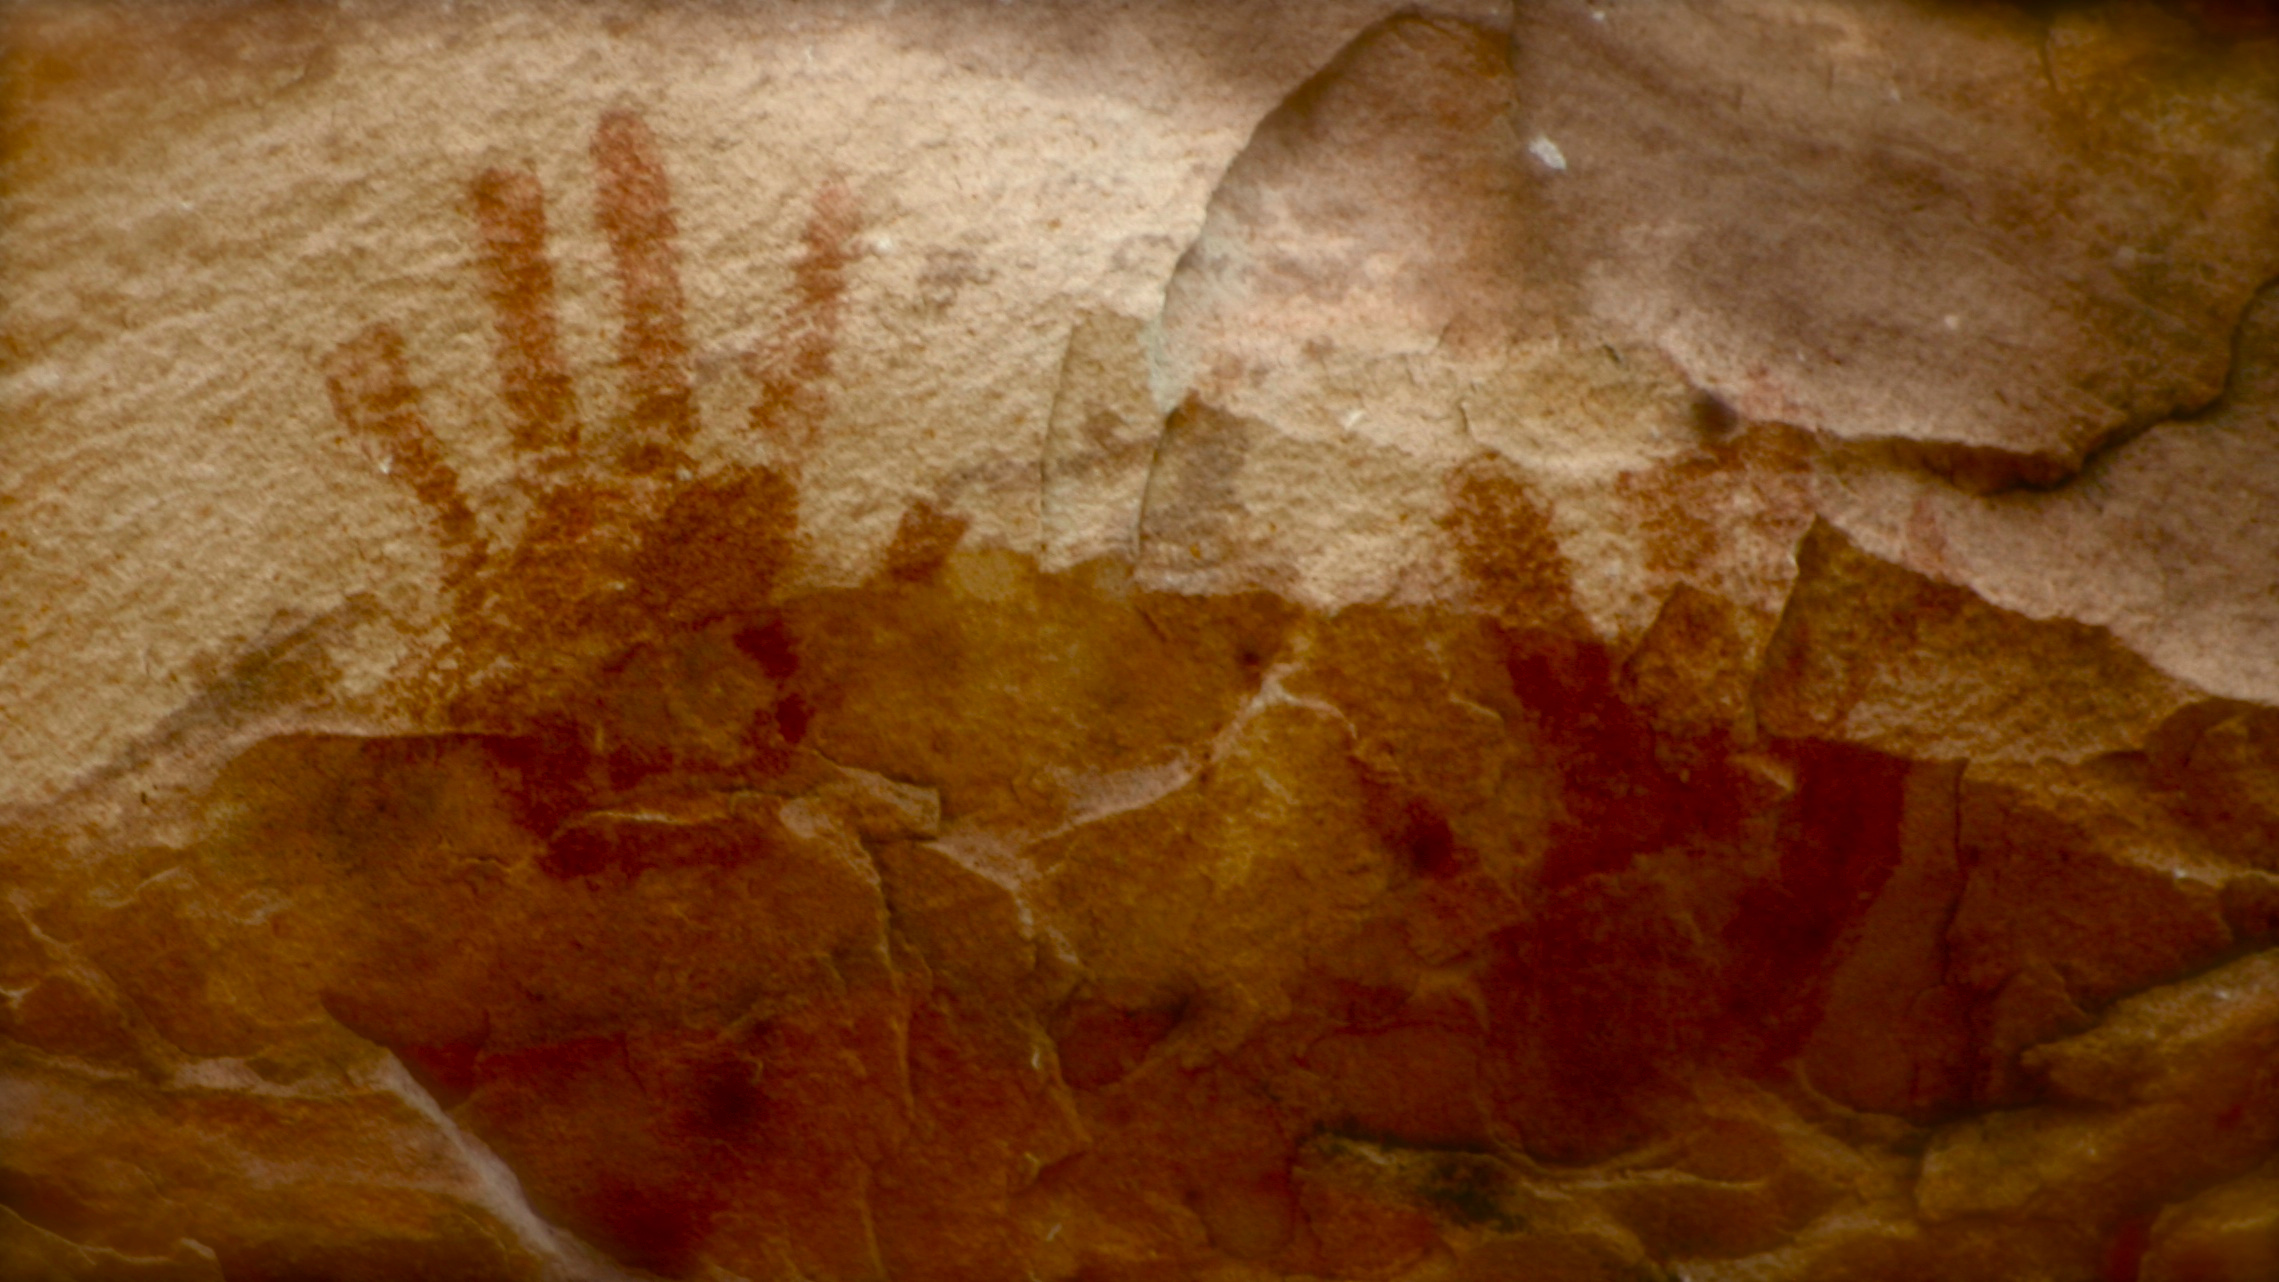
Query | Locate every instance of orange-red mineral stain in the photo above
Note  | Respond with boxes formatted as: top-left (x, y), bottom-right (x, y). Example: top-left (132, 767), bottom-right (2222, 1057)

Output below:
top-left (53, 102), bottom-right (2253, 1282)
top-left (751, 180), bottom-right (858, 451)
top-left (593, 109), bottom-right (697, 465)
top-left (470, 166), bottom-right (580, 460)
top-left (321, 323), bottom-right (485, 584)
top-left (91, 501), bottom-right (2212, 1277)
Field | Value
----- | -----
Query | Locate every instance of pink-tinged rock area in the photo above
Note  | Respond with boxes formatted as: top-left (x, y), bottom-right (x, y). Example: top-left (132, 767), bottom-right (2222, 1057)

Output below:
top-left (5, 2), bottom-right (2279, 1279)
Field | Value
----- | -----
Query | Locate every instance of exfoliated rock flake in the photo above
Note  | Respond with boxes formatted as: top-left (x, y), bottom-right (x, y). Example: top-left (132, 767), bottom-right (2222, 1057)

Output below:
top-left (5, 2), bottom-right (2279, 1279)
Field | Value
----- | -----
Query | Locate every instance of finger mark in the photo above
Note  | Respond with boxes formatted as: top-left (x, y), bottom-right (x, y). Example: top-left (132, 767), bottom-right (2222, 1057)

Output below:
top-left (750, 179), bottom-right (858, 448)
top-left (592, 110), bottom-right (696, 462)
top-left (470, 167), bottom-right (581, 460)
top-left (323, 324), bottom-right (488, 583)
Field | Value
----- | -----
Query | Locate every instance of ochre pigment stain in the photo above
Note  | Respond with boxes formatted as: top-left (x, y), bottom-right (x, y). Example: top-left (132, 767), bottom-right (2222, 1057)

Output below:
top-left (321, 324), bottom-right (485, 587)
top-left (470, 165), bottom-right (580, 459)
top-left (751, 178), bottom-right (857, 452)
top-left (28, 108), bottom-right (2254, 1282)
top-left (594, 108), bottom-right (698, 466)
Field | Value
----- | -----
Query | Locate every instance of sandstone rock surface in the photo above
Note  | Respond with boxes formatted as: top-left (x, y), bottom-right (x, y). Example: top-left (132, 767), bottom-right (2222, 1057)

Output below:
top-left (5, 2), bottom-right (2279, 1280)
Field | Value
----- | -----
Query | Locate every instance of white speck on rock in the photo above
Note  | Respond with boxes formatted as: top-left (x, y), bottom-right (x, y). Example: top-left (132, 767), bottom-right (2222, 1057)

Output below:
top-left (1529, 136), bottom-right (1568, 172)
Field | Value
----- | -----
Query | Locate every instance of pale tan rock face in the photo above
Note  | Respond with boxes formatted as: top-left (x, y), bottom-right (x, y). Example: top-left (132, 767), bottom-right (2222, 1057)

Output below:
top-left (4, 2), bottom-right (2279, 1281)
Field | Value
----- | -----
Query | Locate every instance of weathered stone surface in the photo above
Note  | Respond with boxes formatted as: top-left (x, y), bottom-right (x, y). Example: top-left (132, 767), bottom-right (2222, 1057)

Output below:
top-left (2142, 1156), bottom-right (2279, 1282)
top-left (1508, 0), bottom-right (2279, 488)
top-left (5, 2), bottom-right (2279, 1280)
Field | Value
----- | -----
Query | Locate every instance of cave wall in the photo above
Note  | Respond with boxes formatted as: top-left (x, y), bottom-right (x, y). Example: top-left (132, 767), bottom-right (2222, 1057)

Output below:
top-left (4, 3), bottom-right (2279, 1280)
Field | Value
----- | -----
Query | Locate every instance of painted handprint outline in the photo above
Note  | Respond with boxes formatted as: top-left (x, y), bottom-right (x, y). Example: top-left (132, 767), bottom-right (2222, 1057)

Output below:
top-left (321, 109), bottom-right (859, 719)
top-left (296, 114), bottom-right (921, 1270)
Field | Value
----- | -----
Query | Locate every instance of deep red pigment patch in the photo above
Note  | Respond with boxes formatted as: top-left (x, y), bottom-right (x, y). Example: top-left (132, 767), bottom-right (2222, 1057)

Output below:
top-left (139, 104), bottom-right (2247, 1282)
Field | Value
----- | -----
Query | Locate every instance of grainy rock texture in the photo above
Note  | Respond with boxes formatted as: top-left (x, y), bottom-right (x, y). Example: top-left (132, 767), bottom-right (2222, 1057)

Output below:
top-left (5, 2), bottom-right (2279, 1280)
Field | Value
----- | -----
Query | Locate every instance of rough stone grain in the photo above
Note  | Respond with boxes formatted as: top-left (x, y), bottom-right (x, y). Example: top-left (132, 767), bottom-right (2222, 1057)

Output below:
top-left (5, 2), bottom-right (2279, 1280)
